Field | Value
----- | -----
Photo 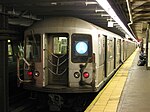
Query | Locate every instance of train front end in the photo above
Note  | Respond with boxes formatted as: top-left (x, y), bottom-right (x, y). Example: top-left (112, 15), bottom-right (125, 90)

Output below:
top-left (23, 24), bottom-right (96, 93)
top-left (23, 33), bottom-right (95, 93)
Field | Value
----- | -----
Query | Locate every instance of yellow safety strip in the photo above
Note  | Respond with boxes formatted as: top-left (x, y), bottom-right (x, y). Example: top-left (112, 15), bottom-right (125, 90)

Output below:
top-left (85, 49), bottom-right (138, 112)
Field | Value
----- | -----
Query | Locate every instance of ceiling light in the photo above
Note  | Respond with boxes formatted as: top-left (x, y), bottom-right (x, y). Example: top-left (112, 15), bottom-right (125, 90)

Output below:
top-left (95, 9), bottom-right (105, 13)
top-left (108, 21), bottom-right (114, 27)
top-left (51, 2), bottom-right (57, 5)
top-left (85, 2), bottom-right (97, 6)
top-left (96, 0), bottom-right (137, 42)
top-left (101, 14), bottom-right (110, 17)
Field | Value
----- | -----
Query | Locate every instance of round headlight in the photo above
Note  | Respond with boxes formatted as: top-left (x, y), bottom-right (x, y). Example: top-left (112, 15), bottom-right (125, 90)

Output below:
top-left (74, 72), bottom-right (80, 78)
top-left (34, 71), bottom-right (40, 77)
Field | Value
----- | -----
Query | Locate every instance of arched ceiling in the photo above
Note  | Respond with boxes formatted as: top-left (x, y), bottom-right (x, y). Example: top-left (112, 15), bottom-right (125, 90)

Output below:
top-left (129, 0), bottom-right (150, 40)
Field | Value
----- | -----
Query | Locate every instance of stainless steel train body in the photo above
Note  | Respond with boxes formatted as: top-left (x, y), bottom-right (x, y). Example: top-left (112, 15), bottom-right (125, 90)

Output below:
top-left (23, 17), bottom-right (136, 93)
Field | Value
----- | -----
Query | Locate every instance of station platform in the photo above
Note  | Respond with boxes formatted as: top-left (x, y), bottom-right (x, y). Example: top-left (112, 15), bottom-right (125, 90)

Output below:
top-left (85, 48), bottom-right (150, 112)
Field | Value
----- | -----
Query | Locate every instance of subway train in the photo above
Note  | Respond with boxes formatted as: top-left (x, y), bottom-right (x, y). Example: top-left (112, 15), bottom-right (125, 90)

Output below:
top-left (17, 17), bottom-right (136, 110)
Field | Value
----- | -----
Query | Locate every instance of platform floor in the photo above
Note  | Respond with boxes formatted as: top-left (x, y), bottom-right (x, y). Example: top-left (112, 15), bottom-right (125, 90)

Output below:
top-left (117, 52), bottom-right (150, 112)
top-left (85, 48), bottom-right (150, 112)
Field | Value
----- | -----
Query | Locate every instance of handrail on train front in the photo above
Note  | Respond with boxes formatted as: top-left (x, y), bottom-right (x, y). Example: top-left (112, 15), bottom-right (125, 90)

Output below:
top-left (16, 50), bottom-right (32, 86)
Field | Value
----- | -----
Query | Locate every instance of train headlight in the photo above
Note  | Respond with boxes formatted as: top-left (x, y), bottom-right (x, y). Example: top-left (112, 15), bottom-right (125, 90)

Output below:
top-left (83, 72), bottom-right (89, 78)
top-left (74, 72), bottom-right (80, 78)
top-left (34, 71), bottom-right (40, 77)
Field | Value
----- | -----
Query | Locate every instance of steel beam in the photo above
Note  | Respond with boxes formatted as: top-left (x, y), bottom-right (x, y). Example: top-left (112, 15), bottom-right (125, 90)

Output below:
top-left (0, 41), bottom-right (8, 112)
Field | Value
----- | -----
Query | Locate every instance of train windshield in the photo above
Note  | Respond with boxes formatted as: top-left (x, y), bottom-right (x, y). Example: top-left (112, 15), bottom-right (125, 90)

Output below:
top-left (25, 34), bottom-right (41, 62)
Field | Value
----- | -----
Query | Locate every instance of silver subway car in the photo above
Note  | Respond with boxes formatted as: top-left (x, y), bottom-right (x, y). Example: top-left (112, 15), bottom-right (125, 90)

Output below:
top-left (21, 17), bottom-right (136, 93)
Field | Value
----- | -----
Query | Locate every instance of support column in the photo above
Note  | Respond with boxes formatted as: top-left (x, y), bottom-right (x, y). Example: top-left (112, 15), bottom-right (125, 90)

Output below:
top-left (0, 41), bottom-right (8, 112)
top-left (146, 23), bottom-right (150, 69)
top-left (0, 5), bottom-right (9, 112)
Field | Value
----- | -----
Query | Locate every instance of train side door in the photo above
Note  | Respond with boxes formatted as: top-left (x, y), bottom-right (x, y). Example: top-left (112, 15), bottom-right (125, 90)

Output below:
top-left (121, 39), bottom-right (124, 62)
top-left (116, 39), bottom-right (121, 67)
top-left (123, 40), bottom-right (127, 60)
top-left (106, 37), bottom-right (114, 76)
top-left (98, 34), bottom-right (105, 83)
top-left (119, 39), bottom-right (122, 64)
top-left (47, 33), bottom-right (69, 86)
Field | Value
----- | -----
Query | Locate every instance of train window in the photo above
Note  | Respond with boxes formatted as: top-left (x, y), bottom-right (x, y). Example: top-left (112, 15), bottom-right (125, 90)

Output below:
top-left (26, 34), bottom-right (41, 62)
top-left (117, 40), bottom-right (121, 53)
top-left (8, 40), bottom-right (13, 62)
top-left (71, 34), bottom-right (92, 63)
top-left (53, 37), bottom-right (67, 54)
top-left (107, 39), bottom-right (114, 59)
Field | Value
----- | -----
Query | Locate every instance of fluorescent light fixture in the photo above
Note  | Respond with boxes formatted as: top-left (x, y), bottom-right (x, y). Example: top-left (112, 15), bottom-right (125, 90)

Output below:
top-left (8, 40), bottom-right (11, 43)
top-left (95, 9), bottom-right (105, 13)
top-left (85, 2), bottom-right (97, 6)
top-left (107, 18), bottom-right (113, 21)
top-left (101, 14), bottom-right (110, 17)
top-left (96, 0), bottom-right (137, 42)
top-left (51, 2), bottom-right (57, 5)
top-left (108, 21), bottom-right (114, 27)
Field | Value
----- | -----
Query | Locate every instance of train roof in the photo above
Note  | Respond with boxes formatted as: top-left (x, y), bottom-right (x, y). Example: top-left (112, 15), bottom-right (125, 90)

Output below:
top-left (25, 17), bottom-right (96, 33)
top-left (24, 17), bottom-right (126, 40)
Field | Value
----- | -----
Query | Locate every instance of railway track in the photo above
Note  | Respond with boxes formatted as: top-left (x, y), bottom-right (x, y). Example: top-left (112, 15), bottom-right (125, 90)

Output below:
top-left (9, 92), bottom-right (97, 112)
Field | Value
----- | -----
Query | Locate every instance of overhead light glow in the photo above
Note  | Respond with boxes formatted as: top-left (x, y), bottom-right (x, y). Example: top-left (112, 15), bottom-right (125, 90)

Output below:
top-left (101, 14), bottom-right (110, 17)
top-left (51, 2), bottom-right (57, 5)
top-left (85, 2), bottom-right (97, 6)
top-left (108, 21), bottom-right (114, 27)
top-left (95, 9), bottom-right (105, 13)
top-left (96, 0), bottom-right (137, 42)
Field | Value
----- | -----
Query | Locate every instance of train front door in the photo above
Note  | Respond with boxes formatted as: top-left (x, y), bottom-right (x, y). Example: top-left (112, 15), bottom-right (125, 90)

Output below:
top-left (47, 33), bottom-right (69, 86)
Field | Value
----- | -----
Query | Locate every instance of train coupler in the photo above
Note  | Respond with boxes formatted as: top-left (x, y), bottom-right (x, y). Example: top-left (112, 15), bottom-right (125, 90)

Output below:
top-left (48, 94), bottom-right (64, 111)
